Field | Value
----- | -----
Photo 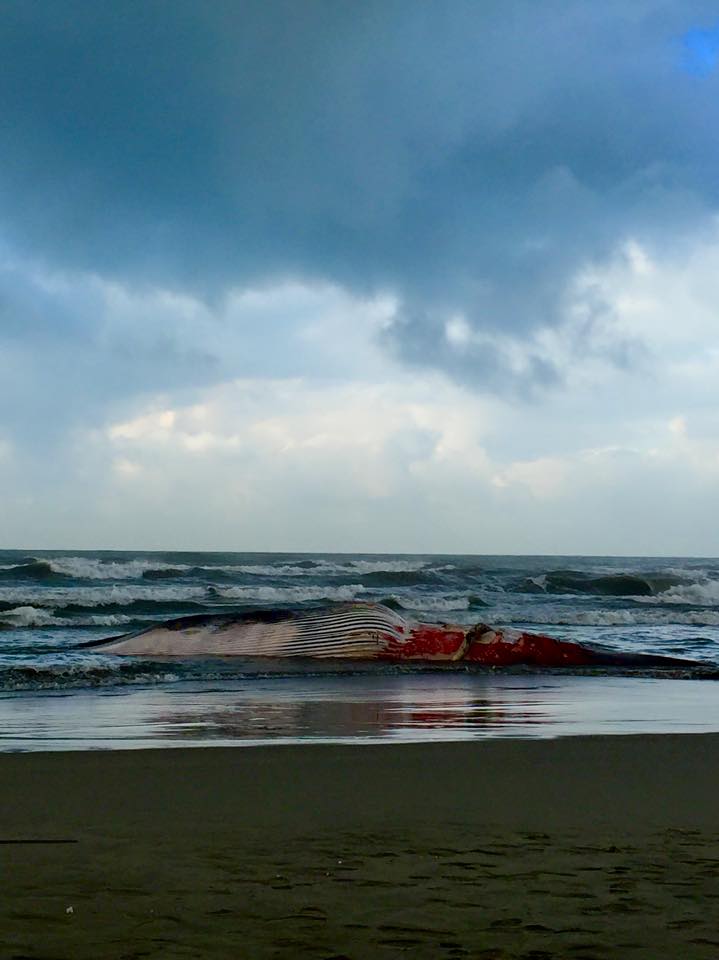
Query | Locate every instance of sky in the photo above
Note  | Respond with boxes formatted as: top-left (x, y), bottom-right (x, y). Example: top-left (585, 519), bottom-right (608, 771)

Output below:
top-left (1, 0), bottom-right (719, 554)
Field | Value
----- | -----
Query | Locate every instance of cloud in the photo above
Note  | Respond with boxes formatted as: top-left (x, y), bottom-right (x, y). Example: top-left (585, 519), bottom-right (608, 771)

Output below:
top-left (564, 227), bottom-right (719, 411)
top-left (2, 217), bottom-right (719, 552)
top-left (2, 2), bottom-right (719, 551)
top-left (3, 1), bottom-right (719, 395)
top-left (0, 249), bottom-right (394, 446)
top-left (70, 376), bottom-right (496, 551)
top-left (1, 358), bottom-right (712, 553)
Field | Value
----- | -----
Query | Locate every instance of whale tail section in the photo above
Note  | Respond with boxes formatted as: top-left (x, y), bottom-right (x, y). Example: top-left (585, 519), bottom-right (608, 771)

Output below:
top-left (464, 625), bottom-right (706, 669)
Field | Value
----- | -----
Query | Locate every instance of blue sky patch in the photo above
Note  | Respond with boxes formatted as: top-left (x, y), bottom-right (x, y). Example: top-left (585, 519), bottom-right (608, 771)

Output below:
top-left (682, 25), bottom-right (719, 76)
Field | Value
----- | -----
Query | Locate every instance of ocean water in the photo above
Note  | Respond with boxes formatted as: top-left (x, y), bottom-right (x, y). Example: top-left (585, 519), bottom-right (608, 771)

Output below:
top-left (1, 550), bottom-right (718, 749)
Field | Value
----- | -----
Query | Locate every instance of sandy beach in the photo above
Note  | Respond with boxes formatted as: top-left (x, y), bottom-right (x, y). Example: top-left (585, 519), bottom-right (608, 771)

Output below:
top-left (2, 735), bottom-right (719, 958)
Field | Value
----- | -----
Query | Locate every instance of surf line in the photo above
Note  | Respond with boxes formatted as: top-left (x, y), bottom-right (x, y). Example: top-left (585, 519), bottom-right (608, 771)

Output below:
top-left (84, 601), bottom-right (706, 669)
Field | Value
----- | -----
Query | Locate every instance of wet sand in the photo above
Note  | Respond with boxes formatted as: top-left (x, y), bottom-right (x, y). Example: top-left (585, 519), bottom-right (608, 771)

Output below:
top-left (2, 735), bottom-right (719, 958)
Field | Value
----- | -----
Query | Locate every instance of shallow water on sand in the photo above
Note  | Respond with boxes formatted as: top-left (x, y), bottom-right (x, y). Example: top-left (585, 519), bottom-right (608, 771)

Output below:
top-left (2, 673), bottom-right (719, 751)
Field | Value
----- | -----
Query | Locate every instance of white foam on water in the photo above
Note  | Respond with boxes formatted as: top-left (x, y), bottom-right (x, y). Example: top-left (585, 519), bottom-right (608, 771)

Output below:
top-left (334, 559), bottom-right (429, 575)
top-left (0, 580), bottom-right (379, 610)
top-left (662, 565), bottom-right (719, 580)
top-left (50, 558), bottom-right (312, 581)
top-left (496, 608), bottom-right (719, 627)
top-left (30, 555), bottom-right (435, 581)
top-left (0, 606), bottom-right (136, 628)
top-left (81, 614), bottom-right (135, 627)
top-left (221, 558), bottom-right (430, 578)
top-left (46, 557), bottom-right (192, 580)
top-left (214, 562), bottom-right (342, 578)
top-left (651, 580), bottom-right (719, 606)
top-left (0, 584), bottom-right (209, 608)
top-left (399, 595), bottom-right (471, 612)
top-left (0, 606), bottom-right (62, 627)
top-left (217, 584), bottom-right (366, 603)
top-left (0, 664), bottom-right (183, 691)
top-left (220, 563), bottom-right (323, 577)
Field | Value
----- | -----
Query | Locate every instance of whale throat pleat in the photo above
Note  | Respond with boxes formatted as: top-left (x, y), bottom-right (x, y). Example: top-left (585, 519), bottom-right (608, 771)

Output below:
top-left (93, 603), bottom-right (409, 658)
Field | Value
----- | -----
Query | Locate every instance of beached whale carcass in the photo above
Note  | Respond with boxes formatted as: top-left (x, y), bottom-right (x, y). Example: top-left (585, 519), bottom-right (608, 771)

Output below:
top-left (87, 601), bottom-right (701, 668)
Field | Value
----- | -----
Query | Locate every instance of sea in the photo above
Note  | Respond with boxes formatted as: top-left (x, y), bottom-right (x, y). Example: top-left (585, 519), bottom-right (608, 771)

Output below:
top-left (1, 549), bottom-right (718, 750)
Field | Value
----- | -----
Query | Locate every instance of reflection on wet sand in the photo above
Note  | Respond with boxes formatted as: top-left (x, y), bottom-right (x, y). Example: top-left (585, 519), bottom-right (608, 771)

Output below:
top-left (2, 673), bottom-right (719, 750)
top-left (153, 681), bottom-right (553, 742)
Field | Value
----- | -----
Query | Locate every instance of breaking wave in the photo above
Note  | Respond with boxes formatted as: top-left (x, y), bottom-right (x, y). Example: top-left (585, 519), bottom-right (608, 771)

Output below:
top-left (391, 594), bottom-right (490, 613)
top-left (0, 661), bottom-right (185, 691)
top-left (496, 608), bottom-right (719, 627)
top-left (0, 555), bottom-right (436, 583)
top-left (0, 658), bottom-right (494, 692)
top-left (0, 584), bottom-right (209, 608)
top-left (216, 584), bottom-right (366, 603)
top-left (0, 561), bottom-right (64, 581)
top-left (520, 571), bottom-right (663, 597)
top-left (359, 570), bottom-right (437, 587)
top-left (0, 606), bottom-right (134, 629)
top-left (649, 580), bottom-right (719, 607)
top-left (518, 569), bottom-right (719, 604)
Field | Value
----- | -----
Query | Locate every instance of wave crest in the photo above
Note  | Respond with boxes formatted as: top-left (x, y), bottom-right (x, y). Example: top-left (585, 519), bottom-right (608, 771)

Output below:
top-left (0, 605), bottom-right (135, 629)
top-left (216, 584), bottom-right (366, 603)
top-left (0, 561), bottom-right (63, 582)
top-left (0, 661), bottom-right (183, 691)
top-left (497, 608), bottom-right (719, 627)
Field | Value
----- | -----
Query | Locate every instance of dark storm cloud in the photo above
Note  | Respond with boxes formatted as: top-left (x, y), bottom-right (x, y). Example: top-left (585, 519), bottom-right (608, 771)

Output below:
top-left (2, 0), bottom-right (719, 392)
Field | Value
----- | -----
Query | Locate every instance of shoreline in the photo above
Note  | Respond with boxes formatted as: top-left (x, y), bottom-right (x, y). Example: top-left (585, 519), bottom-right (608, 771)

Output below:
top-left (4, 671), bottom-right (719, 750)
top-left (3, 734), bottom-right (719, 957)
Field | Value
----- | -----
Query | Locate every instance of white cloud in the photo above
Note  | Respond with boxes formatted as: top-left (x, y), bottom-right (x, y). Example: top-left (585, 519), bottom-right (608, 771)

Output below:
top-left (3, 228), bottom-right (719, 553)
top-left (109, 410), bottom-right (177, 442)
top-left (493, 457), bottom-right (569, 500)
top-left (567, 228), bottom-right (719, 371)
top-left (112, 457), bottom-right (142, 478)
top-left (101, 376), bottom-right (488, 503)
top-left (444, 315), bottom-right (472, 348)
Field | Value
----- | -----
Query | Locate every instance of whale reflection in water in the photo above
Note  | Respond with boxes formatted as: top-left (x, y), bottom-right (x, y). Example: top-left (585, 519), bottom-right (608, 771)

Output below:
top-left (85, 601), bottom-right (706, 669)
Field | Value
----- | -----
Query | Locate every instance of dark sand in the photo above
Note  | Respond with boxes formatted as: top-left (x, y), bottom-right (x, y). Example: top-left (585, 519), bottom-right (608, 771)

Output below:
top-left (2, 735), bottom-right (719, 958)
